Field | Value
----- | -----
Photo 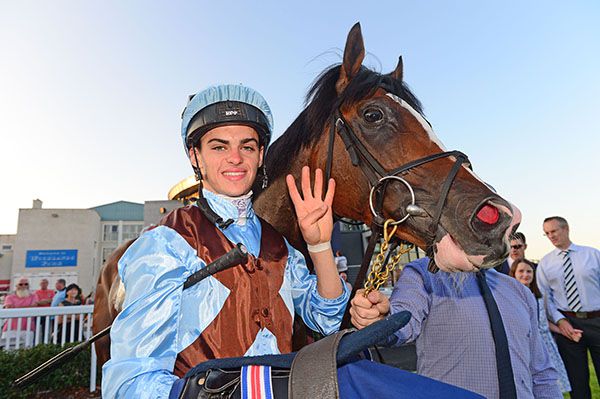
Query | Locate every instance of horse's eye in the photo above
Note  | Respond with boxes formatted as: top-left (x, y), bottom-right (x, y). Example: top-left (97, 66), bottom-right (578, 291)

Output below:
top-left (363, 107), bottom-right (383, 123)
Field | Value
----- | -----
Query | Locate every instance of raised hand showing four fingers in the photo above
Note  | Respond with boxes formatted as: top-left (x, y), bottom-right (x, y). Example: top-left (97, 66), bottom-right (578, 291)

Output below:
top-left (286, 166), bottom-right (336, 246)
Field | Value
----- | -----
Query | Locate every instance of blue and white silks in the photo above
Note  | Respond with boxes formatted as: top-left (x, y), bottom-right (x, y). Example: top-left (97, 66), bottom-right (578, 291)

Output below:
top-left (102, 190), bottom-right (349, 398)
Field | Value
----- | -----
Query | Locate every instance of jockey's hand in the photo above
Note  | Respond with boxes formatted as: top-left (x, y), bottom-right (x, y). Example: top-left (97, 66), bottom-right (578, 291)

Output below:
top-left (350, 289), bottom-right (390, 330)
top-left (286, 166), bottom-right (335, 246)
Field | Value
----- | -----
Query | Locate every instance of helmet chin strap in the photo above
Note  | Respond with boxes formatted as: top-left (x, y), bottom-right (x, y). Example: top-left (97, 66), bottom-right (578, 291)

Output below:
top-left (261, 164), bottom-right (268, 189)
top-left (192, 148), bottom-right (234, 230)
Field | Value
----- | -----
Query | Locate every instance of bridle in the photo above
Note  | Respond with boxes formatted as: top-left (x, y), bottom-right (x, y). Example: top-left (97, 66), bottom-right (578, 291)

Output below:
top-left (331, 87), bottom-right (472, 328)
top-left (324, 91), bottom-right (471, 240)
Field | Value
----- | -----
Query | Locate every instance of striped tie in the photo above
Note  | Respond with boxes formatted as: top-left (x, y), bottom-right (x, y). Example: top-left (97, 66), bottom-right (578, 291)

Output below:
top-left (561, 250), bottom-right (582, 312)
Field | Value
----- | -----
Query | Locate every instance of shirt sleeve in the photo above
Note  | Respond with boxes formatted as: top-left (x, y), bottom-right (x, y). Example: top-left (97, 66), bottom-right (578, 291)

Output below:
top-left (535, 260), bottom-right (563, 324)
top-left (284, 242), bottom-right (349, 335)
top-left (388, 260), bottom-right (431, 345)
top-left (102, 227), bottom-right (199, 399)
top-left (527, 295), bottom-right (562, 398)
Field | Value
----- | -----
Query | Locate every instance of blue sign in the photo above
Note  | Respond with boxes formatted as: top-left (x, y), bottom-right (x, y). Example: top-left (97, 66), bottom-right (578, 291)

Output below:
top-left (26, 250), bottom-right (78, 267)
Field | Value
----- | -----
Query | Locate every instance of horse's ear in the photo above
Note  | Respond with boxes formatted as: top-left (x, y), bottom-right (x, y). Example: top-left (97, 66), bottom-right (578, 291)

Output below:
top-left (391, 56), bottom-right (403, 81)
top-left (336, 22), bottom-right (365, 94)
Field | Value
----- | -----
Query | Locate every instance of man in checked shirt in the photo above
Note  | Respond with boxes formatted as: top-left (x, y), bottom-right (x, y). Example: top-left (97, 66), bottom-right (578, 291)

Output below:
top-left (351, 256), bottom-right (562, 399)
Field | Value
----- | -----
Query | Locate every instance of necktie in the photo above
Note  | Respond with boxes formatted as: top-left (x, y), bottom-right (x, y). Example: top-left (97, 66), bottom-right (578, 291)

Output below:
top-left (476, 271), bottom-right (517, 399)
top-left (561, 250), bottom-right (582, 312)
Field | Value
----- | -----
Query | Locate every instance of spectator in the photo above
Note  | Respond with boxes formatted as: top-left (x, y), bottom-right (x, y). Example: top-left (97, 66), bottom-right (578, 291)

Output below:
top-left (496, 232), bottom-right (535, 274)
top-left (510, 258), bottom-right (571, 393)
top-left (350, 257), bottom-right (561, 398)
top-left (50, 278), bottom-right (66, 307)
top-left (34, 278), bottom-right (54, 307)
top-left (537, 216), bottom-right (600, 399)
top-left (56, 283), bottom-right (83, 343)
top-left (2, 278), bottom-right (38, 333)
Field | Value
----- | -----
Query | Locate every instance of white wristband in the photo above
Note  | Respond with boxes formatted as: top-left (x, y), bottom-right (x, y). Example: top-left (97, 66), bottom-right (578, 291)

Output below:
top-left (307, 241), bottom-right (331, 253)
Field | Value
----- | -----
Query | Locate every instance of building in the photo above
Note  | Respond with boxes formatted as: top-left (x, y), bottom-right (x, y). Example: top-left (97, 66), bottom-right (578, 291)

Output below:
top-left (0, 235), bottom-right (16, 294)
top-left (6, 199), bottom-right (180, 296)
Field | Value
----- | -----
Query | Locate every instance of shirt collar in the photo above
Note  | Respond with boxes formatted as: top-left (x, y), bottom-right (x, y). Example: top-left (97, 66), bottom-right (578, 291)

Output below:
top-left (201, 189), bottom-right (255, 226)
top-left (553, 243), bottom-right (577, 256)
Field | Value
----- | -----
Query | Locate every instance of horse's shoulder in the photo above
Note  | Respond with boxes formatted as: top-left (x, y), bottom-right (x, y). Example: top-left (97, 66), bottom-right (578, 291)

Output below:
top-left (256, 215), bottom-right (277, 233)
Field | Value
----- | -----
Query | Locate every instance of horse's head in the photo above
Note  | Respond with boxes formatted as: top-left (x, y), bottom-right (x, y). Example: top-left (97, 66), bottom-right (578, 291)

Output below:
top-left (274, 23), bottom-right (519, 272)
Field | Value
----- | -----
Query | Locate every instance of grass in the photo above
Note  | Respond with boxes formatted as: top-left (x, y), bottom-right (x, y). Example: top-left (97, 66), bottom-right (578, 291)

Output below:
top-left (591, 355), bottom-right (599, 397)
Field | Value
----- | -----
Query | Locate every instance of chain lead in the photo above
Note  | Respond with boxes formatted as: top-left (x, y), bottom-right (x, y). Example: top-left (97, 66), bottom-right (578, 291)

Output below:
top-left (364, 219), bottom-right (413, 296)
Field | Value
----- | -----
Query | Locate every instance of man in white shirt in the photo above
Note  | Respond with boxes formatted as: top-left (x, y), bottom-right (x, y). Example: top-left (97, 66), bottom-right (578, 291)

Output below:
top-left (537, 216), bottom-right (600, 399)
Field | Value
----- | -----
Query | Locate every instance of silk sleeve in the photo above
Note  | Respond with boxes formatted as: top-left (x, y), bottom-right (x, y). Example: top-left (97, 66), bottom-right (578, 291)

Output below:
top-left (284, 242), bottom-right (349, 335)
top-left (101, 226), bottom-right (202, 399)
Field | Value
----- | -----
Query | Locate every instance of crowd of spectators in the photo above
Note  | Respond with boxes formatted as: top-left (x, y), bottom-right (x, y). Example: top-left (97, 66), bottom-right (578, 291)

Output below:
top-left (1, 278), bottom-right (91, 341)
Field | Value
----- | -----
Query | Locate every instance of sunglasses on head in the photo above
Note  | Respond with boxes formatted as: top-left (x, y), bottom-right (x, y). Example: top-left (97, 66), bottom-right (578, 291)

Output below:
top-left (511, 244), bottom-right (523, 250)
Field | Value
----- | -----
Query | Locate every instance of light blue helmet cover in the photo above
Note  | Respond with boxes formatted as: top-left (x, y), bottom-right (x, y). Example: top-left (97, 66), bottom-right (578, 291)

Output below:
top-left (181, 84), bottom-right (274, 155)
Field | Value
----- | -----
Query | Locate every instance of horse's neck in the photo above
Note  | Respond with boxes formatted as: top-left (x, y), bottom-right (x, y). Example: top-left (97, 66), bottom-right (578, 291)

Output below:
top-left (254, 155), bottom-right (310, 251)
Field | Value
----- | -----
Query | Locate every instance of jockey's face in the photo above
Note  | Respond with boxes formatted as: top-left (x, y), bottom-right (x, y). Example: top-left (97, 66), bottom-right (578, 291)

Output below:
top-left (189, 125), bottom-right (264, 197)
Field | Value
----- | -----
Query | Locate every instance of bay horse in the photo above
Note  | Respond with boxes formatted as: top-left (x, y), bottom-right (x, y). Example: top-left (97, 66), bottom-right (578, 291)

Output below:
top-left (92, 23), bottom-right (520, 367)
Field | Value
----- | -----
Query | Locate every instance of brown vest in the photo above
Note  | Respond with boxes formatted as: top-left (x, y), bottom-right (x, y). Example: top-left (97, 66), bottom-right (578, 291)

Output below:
top-left (159, 205), bottom-right (293, 377)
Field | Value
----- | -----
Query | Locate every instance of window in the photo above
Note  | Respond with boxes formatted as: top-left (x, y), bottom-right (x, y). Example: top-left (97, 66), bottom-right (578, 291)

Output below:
top-left (103, 225), bottom-right (118, 241)
top-left (122, 224), bottom-right (143, 241)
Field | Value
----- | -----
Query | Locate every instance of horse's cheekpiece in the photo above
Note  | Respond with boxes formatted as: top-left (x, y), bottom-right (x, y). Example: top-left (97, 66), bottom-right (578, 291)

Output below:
top-left (170, 312), bottom-right (484, 399)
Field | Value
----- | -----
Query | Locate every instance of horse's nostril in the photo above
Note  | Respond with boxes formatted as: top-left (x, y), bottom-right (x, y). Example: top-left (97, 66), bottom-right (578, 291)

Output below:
top-left (476, 204), bottom-right (499, 225)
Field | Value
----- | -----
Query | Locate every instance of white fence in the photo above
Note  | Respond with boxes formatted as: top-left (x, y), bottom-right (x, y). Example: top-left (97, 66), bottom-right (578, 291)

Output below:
top-left (0, 305), bottom-right (98, 392)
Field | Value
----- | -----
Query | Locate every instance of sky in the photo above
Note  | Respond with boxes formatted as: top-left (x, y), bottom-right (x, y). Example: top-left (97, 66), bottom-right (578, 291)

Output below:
top-left (0, 1), bottom-right (598, 260)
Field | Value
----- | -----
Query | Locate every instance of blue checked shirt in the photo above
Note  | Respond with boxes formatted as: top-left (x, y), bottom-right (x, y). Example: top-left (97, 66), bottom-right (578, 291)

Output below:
top-left (388, 258), bottom-right (561, 399)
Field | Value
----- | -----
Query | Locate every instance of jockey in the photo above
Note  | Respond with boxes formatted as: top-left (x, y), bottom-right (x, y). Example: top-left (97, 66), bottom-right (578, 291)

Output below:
top-left (102, 84), bottom-right (349, 398)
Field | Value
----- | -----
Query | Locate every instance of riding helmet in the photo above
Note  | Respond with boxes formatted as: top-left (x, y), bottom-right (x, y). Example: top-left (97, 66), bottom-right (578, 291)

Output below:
top-left (181, 84), bottom-right (273, 154)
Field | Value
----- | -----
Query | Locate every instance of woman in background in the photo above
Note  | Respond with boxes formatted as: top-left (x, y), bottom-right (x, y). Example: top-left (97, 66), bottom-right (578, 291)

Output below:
top-left (56, 283), bottom-right (83, 343)
top-left (510, 258), bottom-right (572, 393)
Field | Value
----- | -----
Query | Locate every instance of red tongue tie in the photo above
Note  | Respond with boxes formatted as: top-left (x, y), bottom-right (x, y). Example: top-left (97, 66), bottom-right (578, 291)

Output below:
top-left (476, 204), bottom-right (499, 225)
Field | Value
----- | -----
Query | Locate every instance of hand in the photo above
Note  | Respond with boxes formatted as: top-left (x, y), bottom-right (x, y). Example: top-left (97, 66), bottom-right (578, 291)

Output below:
top-left (286, 166), bottom-right (335, 245)
top-left (349, 288), bottom-right (390, 329)
top-left (571, 329), bottom-right (583, 343)
top-left (557, 319), bottom-right (584, 342)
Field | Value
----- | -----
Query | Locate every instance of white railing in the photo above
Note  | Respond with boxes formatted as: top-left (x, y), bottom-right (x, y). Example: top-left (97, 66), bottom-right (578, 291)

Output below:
top-left (0, 305), bottom-right (98, 392)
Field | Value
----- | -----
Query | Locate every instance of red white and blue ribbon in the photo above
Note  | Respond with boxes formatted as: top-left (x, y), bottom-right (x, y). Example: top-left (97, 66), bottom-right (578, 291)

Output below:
top-left (241, 365), bottom-right (273, 399)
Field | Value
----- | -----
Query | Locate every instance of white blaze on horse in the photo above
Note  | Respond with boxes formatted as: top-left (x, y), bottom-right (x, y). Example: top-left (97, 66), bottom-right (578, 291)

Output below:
top-left (92, 22), bottom-right (520, 366)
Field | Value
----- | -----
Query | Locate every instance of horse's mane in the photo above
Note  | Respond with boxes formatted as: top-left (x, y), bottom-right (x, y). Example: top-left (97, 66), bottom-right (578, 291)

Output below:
top-left (264, 64), bottom-right (424, 183)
